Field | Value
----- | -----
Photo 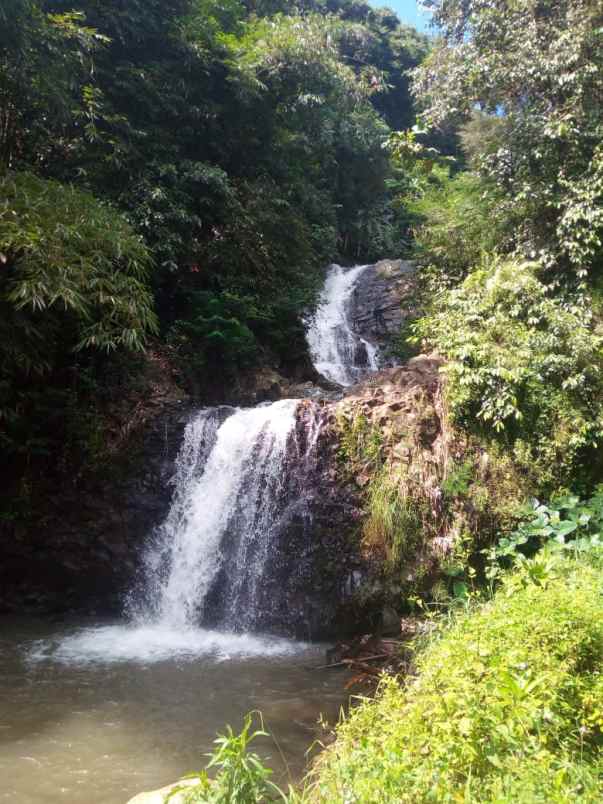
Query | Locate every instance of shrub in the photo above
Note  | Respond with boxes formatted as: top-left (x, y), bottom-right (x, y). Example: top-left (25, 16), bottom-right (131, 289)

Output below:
top-left (169, 713), bottom-right (288, 804)
top-left (168, 291), bottom-right (260, 383)
top-left (306, 552), bottom-right (603, 803)
top-left (0, 171), bottom-right (156, 366)
top-left (486, 488), bottom-right (603, 581)
top-left (0, 171), bottom-right (156, 459)
top-left (408, 171), bottom-right (517, 284)
top-left (415, 259), bottom-right (603, 488)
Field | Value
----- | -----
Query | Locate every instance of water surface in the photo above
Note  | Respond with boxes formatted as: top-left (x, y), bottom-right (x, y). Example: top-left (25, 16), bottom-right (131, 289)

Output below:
top-left (0, 617), bottom-right (346, 804)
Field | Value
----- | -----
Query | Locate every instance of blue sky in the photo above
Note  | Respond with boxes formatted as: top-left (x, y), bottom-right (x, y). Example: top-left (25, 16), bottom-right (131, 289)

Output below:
top-left (369, 1), bottom-right (433, 33)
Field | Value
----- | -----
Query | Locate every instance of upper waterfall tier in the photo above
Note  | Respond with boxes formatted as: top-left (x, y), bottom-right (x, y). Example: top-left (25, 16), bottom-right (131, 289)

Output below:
top-left (306, 263), bottom-right (379, 386)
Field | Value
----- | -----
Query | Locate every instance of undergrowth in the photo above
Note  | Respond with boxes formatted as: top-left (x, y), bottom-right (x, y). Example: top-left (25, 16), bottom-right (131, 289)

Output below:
top-left (336, 411), bottom-right (431, 586)
top-left (305, 550), bottom-right (603, 803)
top-left (169, 712), bottom-right (290, 804)
top-left (413, 258), bottom-right (603, 491)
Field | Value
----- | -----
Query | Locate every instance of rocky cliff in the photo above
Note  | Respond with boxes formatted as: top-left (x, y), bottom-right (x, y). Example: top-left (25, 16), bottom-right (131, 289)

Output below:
top-left (0, 401), bottom-right (192, 614)
top-left (349, 259), bottom-right (418, 364)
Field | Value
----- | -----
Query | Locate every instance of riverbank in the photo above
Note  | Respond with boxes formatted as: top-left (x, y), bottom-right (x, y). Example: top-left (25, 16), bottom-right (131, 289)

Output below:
top-left (0, 617), bottom-right (345, 803)
top-left (305, 551), bottom-right (603, 803)
top-left (138, 550), bottom-right (602, 803)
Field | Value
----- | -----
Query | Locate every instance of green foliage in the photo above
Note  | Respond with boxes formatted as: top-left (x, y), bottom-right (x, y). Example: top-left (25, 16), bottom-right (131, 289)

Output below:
top-left (336, 408), bottom-right (442, 588)
top-left (0, 0), bottom-right (428, 490)
top-left (389, 315), bottom-right (420, 363)
top-left (441, 457), bottom-right (474, 500)
top-left (0, 0), bottom-right (103, 168)
top-left (0, 171), bottom-right (156, 360)
top-left (171, 713), bottom-right (288, 804)
top-left (336, 410), bottom-right (383, 469)
top-left (363, 467), bottom-right (423, 567)
top-left (222, 11), bottom-right (398, 262)
top-left (306, 552), bottom-right (603, 802)
top-left (385, 130), bottom-right (455, 248)
top-left (0, 171), bottom-right (156, 459)
top-left (336, 412), bottom-right (425, 569)
top-left (414, 0), bottom-right (603, 277)
top-left (386, 128), bottom-right (452, 193)
top-left (407, 170), bottom-right (517, 284)
top-left (486, 489), bottom-right (603, 579)
top-left (415, 259), bottom-right (603, 487)
top-left (168, 292), bottom-right (260, 381)
top-left (458, 111), bottom-right (506, 171)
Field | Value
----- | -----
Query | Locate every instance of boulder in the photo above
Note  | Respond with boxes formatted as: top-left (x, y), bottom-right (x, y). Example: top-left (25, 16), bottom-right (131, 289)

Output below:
top-left (350, 259), bottom-right (418, 364)
top-left (127, 777), bottom-right (202, 804)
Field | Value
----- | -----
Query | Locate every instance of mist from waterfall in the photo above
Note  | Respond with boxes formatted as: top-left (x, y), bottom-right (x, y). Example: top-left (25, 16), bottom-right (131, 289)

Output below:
top-left (306, 263), bottom-right (379, 386)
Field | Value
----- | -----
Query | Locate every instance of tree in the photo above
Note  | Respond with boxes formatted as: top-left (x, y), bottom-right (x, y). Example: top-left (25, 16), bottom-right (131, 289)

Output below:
top-left (0, 171), bottom-right (156, 456)
top-left (0, 0), bottom-right (428, 481)
top-left (0, 0), bottom-right (102, 169)
top-left (414, 0), bottom-right (603, 277)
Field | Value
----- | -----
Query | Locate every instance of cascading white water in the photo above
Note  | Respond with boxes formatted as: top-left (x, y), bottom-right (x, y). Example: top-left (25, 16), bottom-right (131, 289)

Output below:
top-left (139, 399), bottom-right (300, 629)
top-left (306, 263), bottom-right (379, 386)
top-left (38, 262), bottom-right (380, 666)
top-left (34, 399), bottom-right (307, 665)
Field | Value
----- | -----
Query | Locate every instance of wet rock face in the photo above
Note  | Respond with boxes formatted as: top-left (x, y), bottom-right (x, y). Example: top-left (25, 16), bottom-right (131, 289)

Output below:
top-left (350, 259), bottom-right (418, 365)
top-left (0, 403), bottom-right (193, 615)
top-left (255, 356), bottom-right (447, 639)
top-left (336, 355), bottom-right (453, 580)
top-left (305, 356), bottom-right (448, 632)
top-left (200, 400), bottom-right (368, 640)
top-left (256, 401), bottom-right (369, 639)
top-left (341, 356), bottom-right (444, 439)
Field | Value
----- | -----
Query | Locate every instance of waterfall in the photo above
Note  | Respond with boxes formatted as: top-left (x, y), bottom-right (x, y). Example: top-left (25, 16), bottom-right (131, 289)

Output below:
top-left (306, 263), bottom-right (379, 386)
top-left (40, 262), bottom-right (376, 663)
top-left (136, 400), bottom-right (300, 630)
top-left (131, 264), bottom-right (378, 634)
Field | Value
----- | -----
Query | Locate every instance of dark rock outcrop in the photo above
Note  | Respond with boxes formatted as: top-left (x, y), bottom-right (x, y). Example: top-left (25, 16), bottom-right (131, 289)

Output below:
top-left (350, 259), bottom-right (418, 364)
top-left (0, 402), bottom-right (192, 615)
top-left (233, 400), bottom-right (369, 640)
top-left (251, 355), bottom-right (449, 639)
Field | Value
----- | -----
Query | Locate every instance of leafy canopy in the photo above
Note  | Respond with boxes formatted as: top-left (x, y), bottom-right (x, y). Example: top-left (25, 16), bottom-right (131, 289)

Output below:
top-left (414, 0), bottom-right (603, 276)
top-left (0, 171), bottom-right (156, 377)
top-left (415, 259), bottom-right (603, 485)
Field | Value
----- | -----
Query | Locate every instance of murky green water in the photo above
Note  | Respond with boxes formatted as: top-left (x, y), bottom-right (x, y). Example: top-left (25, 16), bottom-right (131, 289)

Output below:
top-left (0, 617), bottom-right (346, 804)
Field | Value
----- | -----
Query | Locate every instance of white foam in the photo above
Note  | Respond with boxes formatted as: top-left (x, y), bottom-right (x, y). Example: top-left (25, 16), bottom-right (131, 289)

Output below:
top-left (26, 624), bottom-right (304, 666)
top-left (139, 399), bottom-right (300, 629)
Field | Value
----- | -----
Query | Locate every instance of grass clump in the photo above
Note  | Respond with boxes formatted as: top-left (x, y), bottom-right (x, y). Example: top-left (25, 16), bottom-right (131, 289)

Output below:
top-left (170, 712), bottom-right (289, 803)
top-left (336, 411), bottom-right (383, 470)
top-left (363, 467), bottom-right (424, 569)
top-left (305, 552), bottom-right (603, 803)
